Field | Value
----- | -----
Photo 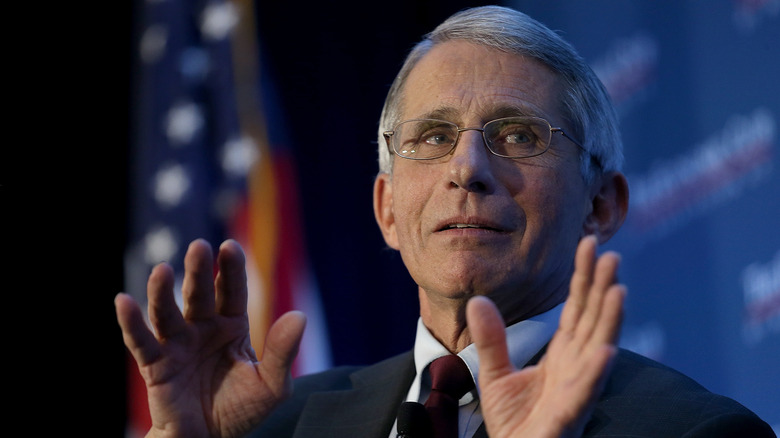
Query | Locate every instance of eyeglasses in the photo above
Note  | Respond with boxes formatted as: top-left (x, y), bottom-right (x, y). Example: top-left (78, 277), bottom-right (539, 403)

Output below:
top-left (383, 116), bottom-right (585, 161)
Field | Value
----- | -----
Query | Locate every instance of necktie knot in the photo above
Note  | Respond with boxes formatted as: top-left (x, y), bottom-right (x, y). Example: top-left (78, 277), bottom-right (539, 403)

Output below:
top-left (428, 354), bottom-right (474, 400)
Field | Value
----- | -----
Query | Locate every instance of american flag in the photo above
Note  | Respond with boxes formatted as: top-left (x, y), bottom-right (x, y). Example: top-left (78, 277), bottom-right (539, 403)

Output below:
top-left (124, 0), bottom-right (331, 435)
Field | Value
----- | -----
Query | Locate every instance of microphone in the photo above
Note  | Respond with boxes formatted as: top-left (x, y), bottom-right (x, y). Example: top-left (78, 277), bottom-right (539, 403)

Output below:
top-left (396, 401), bottom-right (433, 438)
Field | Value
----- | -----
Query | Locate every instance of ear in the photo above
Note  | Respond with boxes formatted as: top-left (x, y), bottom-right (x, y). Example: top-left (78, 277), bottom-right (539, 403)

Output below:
top-left (583, 171), bottom-right (629, 243)
top-left (373, 173), bottom-right (400, 250)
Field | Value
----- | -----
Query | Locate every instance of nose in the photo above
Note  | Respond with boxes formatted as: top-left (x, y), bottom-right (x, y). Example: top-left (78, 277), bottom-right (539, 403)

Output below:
top-left (447, 129), bottom-right (497, 193)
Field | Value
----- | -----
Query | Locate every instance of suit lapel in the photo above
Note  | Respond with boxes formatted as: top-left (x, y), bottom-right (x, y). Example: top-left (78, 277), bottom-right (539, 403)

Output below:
top-left (292, 351), bottom-right (416, 438)
top-left (474, 423), bottom-right (489, 438)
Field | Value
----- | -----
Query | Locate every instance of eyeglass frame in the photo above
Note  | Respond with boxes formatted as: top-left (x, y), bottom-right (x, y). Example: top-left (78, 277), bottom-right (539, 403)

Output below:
top-left (382, 116), bottom-right (587, 161)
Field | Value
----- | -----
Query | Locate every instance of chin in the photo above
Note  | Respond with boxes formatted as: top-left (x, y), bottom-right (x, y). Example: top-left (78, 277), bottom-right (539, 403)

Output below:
top-left (434, 270), bottom-right (514, 299)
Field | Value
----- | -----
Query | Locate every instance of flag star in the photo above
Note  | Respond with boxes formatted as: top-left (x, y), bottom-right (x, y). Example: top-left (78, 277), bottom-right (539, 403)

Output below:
top-left (201, 2), bottom-right (238, 41)
top-left (140, 24), bottom-right (168, 64)
top-left (154, 164), bottom-right (191, 207)
top-left (143, 226), bottom-right (179, 264)
top-left (221, 136), bottom-right (260, 177)
top-left (166, 101), bottom-right (204, 145)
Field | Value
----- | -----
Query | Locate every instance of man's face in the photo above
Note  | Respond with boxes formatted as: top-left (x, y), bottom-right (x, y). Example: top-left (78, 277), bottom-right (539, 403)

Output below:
top-left (374, 40), bottom-right (596, 323)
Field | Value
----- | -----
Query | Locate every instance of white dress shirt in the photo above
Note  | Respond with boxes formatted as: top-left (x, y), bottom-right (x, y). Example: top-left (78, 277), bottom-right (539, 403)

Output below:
top-left (389, 302), bottom-right (564, 438)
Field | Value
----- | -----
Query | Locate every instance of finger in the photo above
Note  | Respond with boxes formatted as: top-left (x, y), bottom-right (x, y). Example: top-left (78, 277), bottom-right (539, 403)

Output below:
top-left (559, 236), bottom-right (597, 334)
top-left (214, 239), bottom-right (248, 316)
top-left (467, 296), bottom-right (513, 385)
top-left (147, 262), bottom-right (187, 339)
top-left (115, 292), bottom-right (162, 366)
top-left (258, 311), bottom-right (307, 394)
top-left (181, 239), bottom-right (216, 320)
top-left (592, 251), bottom-right (620, 294)
top-left (589, 284), bottom-right (626, 347)
top-left (575, 252), bottom-right (621, 342)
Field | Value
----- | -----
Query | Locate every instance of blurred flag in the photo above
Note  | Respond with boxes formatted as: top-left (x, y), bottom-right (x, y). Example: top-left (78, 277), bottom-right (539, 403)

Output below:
top-left (124, 0), bottom-right (331, 435)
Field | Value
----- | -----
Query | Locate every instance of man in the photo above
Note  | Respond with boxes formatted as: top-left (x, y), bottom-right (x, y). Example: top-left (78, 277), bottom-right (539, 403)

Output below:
top-left (115, 6), bottom-right (775, 438)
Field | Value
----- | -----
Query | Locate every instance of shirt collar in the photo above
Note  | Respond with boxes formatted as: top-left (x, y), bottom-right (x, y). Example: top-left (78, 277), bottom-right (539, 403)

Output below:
top-left (411, 302), bottom-right (564, 399)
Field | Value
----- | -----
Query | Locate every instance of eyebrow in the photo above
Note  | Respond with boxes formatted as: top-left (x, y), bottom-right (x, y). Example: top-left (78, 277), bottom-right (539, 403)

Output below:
top-left (418, 106), bottom-right (460, 121)
top-left (415, 104), bottom-right (548, 124)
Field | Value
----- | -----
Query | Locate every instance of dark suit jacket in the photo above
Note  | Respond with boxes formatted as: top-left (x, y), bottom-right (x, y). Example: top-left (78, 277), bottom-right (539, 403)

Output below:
top-left (253, 348), bottom-right (775, 437)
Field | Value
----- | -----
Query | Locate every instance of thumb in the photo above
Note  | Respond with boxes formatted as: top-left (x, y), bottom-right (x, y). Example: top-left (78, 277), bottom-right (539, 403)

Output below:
top-left (467, 296), bottom-right (513, 385)
top-left (258, 311), bottom-right (307, 394)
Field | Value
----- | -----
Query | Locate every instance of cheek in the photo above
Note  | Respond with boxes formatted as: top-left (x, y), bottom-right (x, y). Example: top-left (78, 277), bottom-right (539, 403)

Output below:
top-left (518, 170), bottom-right (588, 238)
top-left (391, 174), bottom-right (430, 241)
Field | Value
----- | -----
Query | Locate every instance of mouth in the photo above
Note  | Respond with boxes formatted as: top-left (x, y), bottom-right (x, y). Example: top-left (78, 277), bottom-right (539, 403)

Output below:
top-left (439, 223), bottom-right (504, 232)
top-left (436, 218), bottom-right (509, 233)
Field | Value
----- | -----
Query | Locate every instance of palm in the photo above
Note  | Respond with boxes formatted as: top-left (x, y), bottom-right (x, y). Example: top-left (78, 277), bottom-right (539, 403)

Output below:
top-left (116, 239), bottom-right (305, 438)
top-left (140, 315), bottom-right (257, 436)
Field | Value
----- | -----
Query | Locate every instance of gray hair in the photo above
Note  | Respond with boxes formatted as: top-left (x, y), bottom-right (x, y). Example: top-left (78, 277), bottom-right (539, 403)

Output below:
top-left (376, 5), bottom-right (623, 181)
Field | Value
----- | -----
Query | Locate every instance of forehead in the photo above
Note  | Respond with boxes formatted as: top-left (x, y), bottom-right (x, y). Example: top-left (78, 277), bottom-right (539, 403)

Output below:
top-left (401, 40), bottom-right (564, 124)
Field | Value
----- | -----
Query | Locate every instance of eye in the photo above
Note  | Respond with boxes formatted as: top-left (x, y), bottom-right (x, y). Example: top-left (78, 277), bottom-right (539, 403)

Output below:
top-left (492, 125), bottom-right (538, 148)
top-left (414, 123), bottom-right (455, 147)
top-left (503, 130), bottom-right (533, 144)
top-left (394, 119), bottom-right (458, 159)
top-left (423, 132), bottom-right (454, 146)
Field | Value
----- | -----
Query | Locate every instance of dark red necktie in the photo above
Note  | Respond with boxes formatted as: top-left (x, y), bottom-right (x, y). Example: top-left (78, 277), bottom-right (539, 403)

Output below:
top-left (424, 355), bottom-right (475, 438)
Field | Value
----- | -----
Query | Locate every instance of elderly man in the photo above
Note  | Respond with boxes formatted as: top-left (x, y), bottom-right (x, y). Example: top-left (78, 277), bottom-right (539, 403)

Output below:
top-left (115, 6), bottom-right (774, 438)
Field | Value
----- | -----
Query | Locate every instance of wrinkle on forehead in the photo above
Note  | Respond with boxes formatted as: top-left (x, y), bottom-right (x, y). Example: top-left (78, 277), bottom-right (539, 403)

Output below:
top-left (401, 40), bottom-right (566, 126)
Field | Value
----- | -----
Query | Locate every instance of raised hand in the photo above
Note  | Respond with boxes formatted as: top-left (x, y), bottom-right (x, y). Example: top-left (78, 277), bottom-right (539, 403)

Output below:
top-left (115, 239), bottom-right (306, 438)
top-left (467, 235), bottom-right (625, 438)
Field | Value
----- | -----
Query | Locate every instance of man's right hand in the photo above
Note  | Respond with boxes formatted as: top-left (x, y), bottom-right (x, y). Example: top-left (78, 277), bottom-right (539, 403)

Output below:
top-left (115, 239), bottom-right (306, 438)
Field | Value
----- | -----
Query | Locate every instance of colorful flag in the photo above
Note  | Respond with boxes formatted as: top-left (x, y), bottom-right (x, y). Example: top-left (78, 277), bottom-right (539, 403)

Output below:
top-left (124, 0), bottom-right (331, 435)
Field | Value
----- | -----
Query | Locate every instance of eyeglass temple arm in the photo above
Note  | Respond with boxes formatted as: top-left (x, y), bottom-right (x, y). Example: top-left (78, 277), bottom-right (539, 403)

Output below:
top-left (551, 127), bottom-right (585, 150)
top-left (552, 128), bottom-right (604, 170)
